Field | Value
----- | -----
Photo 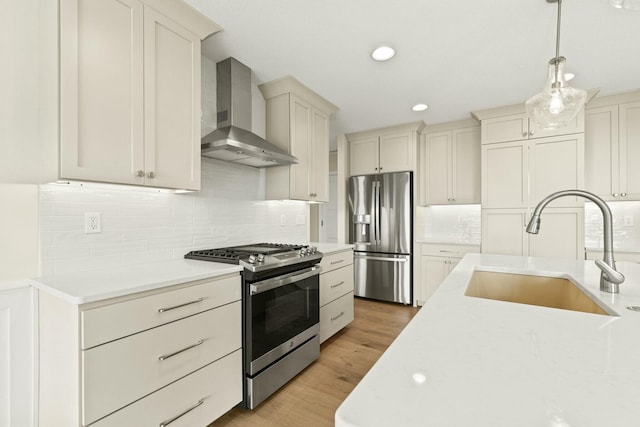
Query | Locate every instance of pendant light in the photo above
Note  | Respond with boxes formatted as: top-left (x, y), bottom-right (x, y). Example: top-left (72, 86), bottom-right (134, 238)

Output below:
top-left (525, 0), bottom-right (586, 130)
top-left (609, 0), bottom-right (640, 10)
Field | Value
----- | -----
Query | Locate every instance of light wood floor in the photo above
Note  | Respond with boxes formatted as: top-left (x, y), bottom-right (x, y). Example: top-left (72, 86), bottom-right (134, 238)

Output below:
top-left (209, 298), bottom-right (420, 427)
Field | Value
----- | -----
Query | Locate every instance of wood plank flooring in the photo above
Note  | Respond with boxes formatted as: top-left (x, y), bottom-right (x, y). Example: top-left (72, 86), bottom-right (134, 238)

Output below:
top-left (209, 298), bottom-right (420, 427)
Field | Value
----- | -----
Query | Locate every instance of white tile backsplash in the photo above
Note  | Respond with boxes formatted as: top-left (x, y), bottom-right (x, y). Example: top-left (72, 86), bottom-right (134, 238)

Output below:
top-left (39, 158), bottom-right (308, 276)
top-left (585, 201), bottom-right (640, 251)
top-left (416, 205), bottom-right (482, 245)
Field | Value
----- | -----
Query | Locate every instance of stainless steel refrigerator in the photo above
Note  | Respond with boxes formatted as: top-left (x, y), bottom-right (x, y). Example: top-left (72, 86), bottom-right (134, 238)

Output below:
top-left (348, 171), bottom-right (412, 304)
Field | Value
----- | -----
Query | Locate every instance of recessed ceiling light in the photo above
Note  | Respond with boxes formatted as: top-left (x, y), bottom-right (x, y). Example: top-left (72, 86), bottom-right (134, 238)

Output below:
top-left (371, 46), bottom-right (395, 61)
top-left (412, 103), bottom-right (428, 112)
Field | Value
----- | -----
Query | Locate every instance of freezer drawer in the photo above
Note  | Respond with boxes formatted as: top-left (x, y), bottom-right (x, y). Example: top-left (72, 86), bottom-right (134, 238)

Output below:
top-left (354, 252), bottom-right (411, 304)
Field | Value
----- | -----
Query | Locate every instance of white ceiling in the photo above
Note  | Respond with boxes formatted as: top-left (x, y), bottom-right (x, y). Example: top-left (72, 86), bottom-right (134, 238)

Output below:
top-left (186, 0), bottom-right (640, 143)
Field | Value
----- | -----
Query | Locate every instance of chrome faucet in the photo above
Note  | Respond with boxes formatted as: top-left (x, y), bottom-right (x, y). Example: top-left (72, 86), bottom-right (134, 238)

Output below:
top-left (526, 189), bottom-right (625, 293)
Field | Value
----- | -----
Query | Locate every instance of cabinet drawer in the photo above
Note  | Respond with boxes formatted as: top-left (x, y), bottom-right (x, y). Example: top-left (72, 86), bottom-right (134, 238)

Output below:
top-left (319, 250), bottom-right (353, 274)
top-left (320, 264), bottom-right (353, 306)
top-left (82, 301), bottom-right (241, 426)
top-left (320, 291), bottom-right (354, 343)
top-left (81, 274), bottom-right (240, 349)
top-left (420, 243), bottom-right (480, 257)
top-left (92, 349), bottom-right (242, 427)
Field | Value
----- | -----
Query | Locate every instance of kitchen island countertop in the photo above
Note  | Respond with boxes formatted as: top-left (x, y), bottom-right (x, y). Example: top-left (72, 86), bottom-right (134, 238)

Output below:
top-left (336, 253), bottom-right (640, 427)
top-left (31, 259), bottom-right (242, 305)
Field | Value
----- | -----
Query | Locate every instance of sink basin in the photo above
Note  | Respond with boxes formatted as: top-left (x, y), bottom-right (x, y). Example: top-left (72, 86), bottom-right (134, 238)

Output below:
top-left (465, 270), bottom-right (615, 316)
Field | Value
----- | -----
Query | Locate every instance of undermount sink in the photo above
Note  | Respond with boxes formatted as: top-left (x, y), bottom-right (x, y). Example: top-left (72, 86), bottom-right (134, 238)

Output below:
top-left (465, 270), bottom-right (616, 316)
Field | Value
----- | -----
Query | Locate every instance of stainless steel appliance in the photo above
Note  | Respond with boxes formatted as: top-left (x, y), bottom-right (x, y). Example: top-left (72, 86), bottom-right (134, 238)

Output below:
top-left (185, 243), bottom-right (322, 409)
top-left (348, 172), bottom-right (412, 304)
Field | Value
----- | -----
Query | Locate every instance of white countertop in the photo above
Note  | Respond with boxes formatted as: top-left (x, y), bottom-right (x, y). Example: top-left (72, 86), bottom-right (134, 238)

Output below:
top-left (307, 242), bottom-right (354, 254)
top-left (31, 259), bottom-right (242, 305)
top-left (336, 253), bottom-right (640, 427)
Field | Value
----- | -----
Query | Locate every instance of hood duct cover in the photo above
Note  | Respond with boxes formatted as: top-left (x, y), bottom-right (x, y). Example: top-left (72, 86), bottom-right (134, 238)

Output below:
top-left (201, 57), bottom-right (297, 168)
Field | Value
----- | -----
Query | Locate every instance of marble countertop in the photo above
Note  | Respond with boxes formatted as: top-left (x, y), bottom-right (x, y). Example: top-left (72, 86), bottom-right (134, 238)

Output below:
top-left (31, 259), bottom-right (243, 305)
top-left (336, 253), bottom-right (640, 427)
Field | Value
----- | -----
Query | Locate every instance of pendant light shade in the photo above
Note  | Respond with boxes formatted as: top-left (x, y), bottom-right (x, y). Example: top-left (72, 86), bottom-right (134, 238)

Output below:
top-left (526, 0), bottom-right (586, 130)
top-left (609, 0), bottom-right (640, 10)
top-left (526, 57), bottom-right (586, 130)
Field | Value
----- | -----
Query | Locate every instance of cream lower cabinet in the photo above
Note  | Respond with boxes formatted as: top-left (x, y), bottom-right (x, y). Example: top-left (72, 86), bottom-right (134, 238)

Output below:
top-left (347, 122), bottom-right (424, 176)
top-left (260, 77), bottom-right (338, 202)
top-left (58, 0), bottom-right (219, 190)
top-left (420, 120), bottom-right (480, 205)
top-left (481, 208), bottom-right (584, 259)
top-left (39, 274), bottom-right (242, 427)
top-left (415, 243), bottom-right (479, 306)
top-left (318, 249), bottom-right (354, 342)
top-left (586, 91), bottom-right (640, 201)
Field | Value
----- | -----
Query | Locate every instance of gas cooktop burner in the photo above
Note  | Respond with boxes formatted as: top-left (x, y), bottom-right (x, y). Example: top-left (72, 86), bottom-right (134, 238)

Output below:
top-left (184, 243), bottom-right (322, 274)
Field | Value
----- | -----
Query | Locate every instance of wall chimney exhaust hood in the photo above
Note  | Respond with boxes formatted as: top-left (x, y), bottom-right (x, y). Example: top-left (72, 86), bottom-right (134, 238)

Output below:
top-left (201, 58), bottom-right (297, 167)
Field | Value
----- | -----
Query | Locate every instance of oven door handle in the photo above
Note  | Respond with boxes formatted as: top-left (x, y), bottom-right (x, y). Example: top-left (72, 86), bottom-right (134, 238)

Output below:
top-left (250, 266), bottom-right (322, 295)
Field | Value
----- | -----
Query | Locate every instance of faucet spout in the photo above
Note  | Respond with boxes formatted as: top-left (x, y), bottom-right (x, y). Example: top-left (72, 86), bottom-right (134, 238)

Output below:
top-left (526, 189), bottom-right (624, 293)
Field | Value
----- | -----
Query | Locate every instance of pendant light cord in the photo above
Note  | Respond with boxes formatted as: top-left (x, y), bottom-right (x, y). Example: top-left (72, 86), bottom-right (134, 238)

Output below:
top-left (555, 0), bottom-right (562, 60)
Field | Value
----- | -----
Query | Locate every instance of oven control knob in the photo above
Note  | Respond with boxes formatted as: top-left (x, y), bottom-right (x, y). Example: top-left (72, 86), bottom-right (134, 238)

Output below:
top-left (257, 254), bottom-right (265, 263)
top-left (248, 254), bottom-right (257, 264)
top-left (299, 248), bottom-right (308, 256)
top-left (310, 246), bottom-right (317, 254)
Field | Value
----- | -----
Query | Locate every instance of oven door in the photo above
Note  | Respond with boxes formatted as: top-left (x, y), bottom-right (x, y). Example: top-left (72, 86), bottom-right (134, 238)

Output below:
top-left (245, 265), bottom-right (321, 375)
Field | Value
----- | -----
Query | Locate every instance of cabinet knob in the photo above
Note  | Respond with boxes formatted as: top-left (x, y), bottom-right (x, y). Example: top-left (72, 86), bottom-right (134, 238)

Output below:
top-left (136, 170), bottom-right (145, 177)
top-left (374, 167), bottom-right (378, 171)
top-left (379, 167), bottom-right (383, 171)
top-left (147, 171), bottom-right (155, 179)
top-left (613, 193), bottom-right (620, 197)
top-left (621, 192), bottom-right (627, 197)
top-left (522, 131), bottom-right (527, 137)
top-left (452, 198), bottom-right (456, 203)
top-left (529, 130), bottom-right (535, 136)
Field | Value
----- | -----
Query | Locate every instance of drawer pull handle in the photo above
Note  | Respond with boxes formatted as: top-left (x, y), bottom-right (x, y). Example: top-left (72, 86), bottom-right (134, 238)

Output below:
top-left (158, 298), bottom-right (204, 313)
top-left (330, 259), bottom-right (345, 265)
top-left (158, 340), bottom-right (204, 361)
top-left (159, 399), bottom-right (204, 427)
top-left (330, 281), bottom-right (345, 289)
top-left (438, 250), bottom-right (458, 254)
top-left (331, 311), bottom-right (345, 322)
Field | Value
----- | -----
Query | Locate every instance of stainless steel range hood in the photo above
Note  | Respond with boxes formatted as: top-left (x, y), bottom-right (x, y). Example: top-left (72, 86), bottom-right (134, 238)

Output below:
top-left (201, 58), bottom-right (297, 167)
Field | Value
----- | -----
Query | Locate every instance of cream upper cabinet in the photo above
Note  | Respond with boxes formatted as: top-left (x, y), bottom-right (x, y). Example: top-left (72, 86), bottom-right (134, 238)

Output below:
top-left (260, 77), bottom-right (337, 202)
top-left (586, 92), bottom-right (640, 201)
top-left (480, 111), bottom-right (585, 144)
top-left (347, 122), bottom-right (424, 176)
top-left (58, 0), bottom-right (219, 190)
top-left (481, 134), bottom-right (584, 209)
top-left (420, 120), bottom-right (480, 205)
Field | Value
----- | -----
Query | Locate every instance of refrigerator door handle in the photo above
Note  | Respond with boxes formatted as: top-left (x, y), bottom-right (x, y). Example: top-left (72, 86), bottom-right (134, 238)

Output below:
top-left (355, 255), bottom-right (408, 263)
top-left (374, 181), bottom-right (381, 246)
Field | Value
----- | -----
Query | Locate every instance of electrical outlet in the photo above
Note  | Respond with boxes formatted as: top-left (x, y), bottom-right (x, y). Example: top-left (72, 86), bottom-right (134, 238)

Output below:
top-left (624, 216), bottom-right (634, 227)
top-left (85, 212), bottom-right (101, 234)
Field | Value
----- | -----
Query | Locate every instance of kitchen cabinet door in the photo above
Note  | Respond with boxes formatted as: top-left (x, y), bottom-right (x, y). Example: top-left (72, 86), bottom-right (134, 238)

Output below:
top-left (481, 113), bottom-right (529, 144)
top-left (481, 209), bottom-right (528, 256)
top-left (528, 208), bottom-right (584, 260)
top-left (143, 7), bottom-right (201, 190)
top-left (418, 256), bottom-right (450, 305)
top-left (289, 95), bottom-right (313, 200)
top-left (379, 132), bottom-right (414, 173)
top-left (350, 137), bottom-right (379, 175)
top-left (481, 141), bottom-right (528, 208)
top-left (60, 0), bottom-right (145, 185)
top-left (310, 108), bottom-right (330, 201)
top-left (585, 105), bottom-right (618, 200)
top-left (422, 131), bottom-right (451, 205)
top-left (452, 126), bottom-right (481, 204)
top-left (529, 134), bottom-right (584, 207)
top-left (619, 101), bottom-right (640, 200)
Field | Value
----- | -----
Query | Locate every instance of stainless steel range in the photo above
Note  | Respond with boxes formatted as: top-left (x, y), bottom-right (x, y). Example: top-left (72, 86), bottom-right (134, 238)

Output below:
top-left (185, 243), bottom-right (322, 409)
